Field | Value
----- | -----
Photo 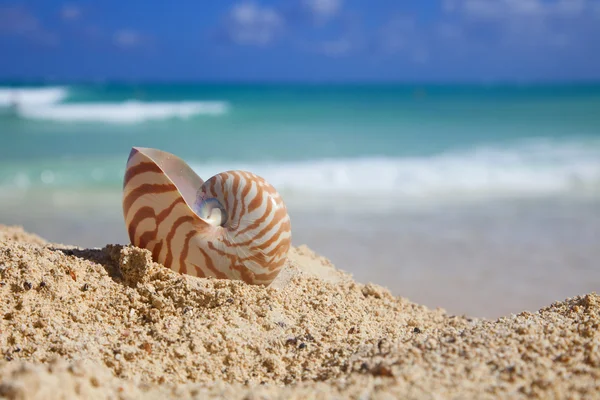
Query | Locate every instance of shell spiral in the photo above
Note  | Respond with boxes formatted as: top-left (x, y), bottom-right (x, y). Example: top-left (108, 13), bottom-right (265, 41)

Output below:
top-left (122, 147), bottom-right (292, 286)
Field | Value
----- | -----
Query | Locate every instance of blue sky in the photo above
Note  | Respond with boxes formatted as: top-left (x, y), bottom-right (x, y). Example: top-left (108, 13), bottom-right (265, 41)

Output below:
top-left (1, 0), bottom-right (600, 82)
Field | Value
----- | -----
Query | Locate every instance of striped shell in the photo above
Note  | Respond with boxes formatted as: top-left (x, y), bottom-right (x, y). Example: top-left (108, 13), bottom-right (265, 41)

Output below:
top-left (122, 147), bottom-right (292, 286)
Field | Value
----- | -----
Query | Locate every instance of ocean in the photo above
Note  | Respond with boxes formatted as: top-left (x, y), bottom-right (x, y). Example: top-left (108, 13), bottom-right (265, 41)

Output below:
top-left (1, 83), bottom-right (599, 318)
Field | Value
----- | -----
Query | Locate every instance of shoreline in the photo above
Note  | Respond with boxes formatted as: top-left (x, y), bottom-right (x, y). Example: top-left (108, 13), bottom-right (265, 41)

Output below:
top-left (1, 193), bottom-right (599, 319)
top-left (0, 224), bottom-right (598, 399)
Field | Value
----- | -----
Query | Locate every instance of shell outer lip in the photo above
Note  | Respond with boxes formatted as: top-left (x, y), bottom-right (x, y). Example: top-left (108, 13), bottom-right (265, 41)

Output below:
top-left (127, 147), bottom-right (204, 214)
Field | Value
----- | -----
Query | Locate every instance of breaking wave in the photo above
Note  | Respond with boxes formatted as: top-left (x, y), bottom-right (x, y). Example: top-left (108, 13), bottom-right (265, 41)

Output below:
top-left (2, 140), bottom-right (599, 212)
top-left (15, 100), bottom-right (230, 124)
top-left (0, 87), bottom-right (68, 107)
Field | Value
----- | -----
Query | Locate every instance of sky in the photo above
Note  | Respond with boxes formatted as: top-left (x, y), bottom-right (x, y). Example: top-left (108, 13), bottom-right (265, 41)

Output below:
top-left (1, 0), bottom-right (600, 82)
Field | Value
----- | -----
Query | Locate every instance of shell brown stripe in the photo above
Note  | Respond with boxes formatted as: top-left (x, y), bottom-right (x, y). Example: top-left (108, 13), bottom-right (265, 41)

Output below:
top-left (191, 264), bottom-right (207, 278)
top-left (123, 183), bottom-right (178, 216)
top-left (233, 190), bottom-right (270, 239)
top-left (221, 174), bottom-right (230, 212)
top-left (231, 201), bottom-right (279, 246)
top-left (151, 241), bottom-right (163, 262)
top-left (247, 213), bottom-right (291, 252)
top-left (136, 198), bottom-right (185, 248)
top-left (240, 239), bottom-right (281, 264)
top-left (196, 246), bottom-right (229, 279)
top-left (206, 242), bottom-right (262, 283)
top-left (238, 249), bottom-right (267, 266)
top-left (228, 261), bottom-right (257, 284)
top-left (137, 231), bottom-right (156, 250)
top-left (233, 176), bottom-right (252, 231)
top-left (208, 177), bottom-right (217, 195)
top-left (179, 230), bottom-right (197, 275)
top-left (163, 215), bottom-right (195, 270)
top-left (253, 266), bottom-right (284, 283)
top-left (240, 245), bottom-right (287, 267)
top-left (123, 161), bottom-right (163, 189)
top-left (229, 173), bottom-right (241, 229)
top-left (223, 211), bottom-right (288, 255)
top-left (245, 184), bottom-right (266, 215)
top-left (207, 241), bottom-right (238, 267)
top-left (245, 207), bottom-right (287, 250)
top-left (127, 206), bottom-right (155, 244)
top-left (239, 233), bottom-right (287, 262)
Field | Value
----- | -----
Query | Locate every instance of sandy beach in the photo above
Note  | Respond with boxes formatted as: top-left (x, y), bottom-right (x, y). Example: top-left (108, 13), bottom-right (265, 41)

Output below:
top-left (3, 0), bottom-right (600, 396)
top-left (0, 224), bottom-right (598, 399)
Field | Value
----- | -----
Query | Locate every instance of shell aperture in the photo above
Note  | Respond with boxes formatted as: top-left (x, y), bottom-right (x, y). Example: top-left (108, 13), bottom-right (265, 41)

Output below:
top-left (122, 147), bottom-right (292, 286)
top-left (194, 196), bottom-right (228, 227)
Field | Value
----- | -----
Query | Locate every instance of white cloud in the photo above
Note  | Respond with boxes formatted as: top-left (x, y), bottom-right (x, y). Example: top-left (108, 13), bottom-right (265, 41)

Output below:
top-left (445, 0), bottom-right (592, 19)
top-left (442, 0), bottom-right (457, 12)
top-left (113, 30), bottom-right (143, 48)
top-left (61, 5), bottom-right (81, 21)
top-left (553, 0), bottom-right (587, 15)
top-left (0, 6), bottom-right (58, 45)
top-left (225, 2), bottom-right (284, 46)
top-left (441, 0), bottom-right (600, 51)
top-left (446, 0), bottom-right (544, 19)
top-left (0, 6), bottom-right (42, 35)
top-left (303, 0), bottom-right (343, 22)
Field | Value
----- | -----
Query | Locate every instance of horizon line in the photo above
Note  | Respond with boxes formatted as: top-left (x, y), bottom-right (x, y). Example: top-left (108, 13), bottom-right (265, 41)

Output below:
top-left (2, 78), bottom-right (600, 86)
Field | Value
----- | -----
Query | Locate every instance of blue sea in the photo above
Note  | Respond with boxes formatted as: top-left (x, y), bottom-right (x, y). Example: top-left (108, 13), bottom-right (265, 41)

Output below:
top-left (1, 83), bottom-right (599, 318)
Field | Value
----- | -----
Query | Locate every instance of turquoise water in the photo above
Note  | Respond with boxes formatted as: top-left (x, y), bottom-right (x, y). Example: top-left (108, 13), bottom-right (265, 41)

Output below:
top-left (1, 83), bottom-right (599, 317)
top-left (1, 83), bottom-right (600, 208)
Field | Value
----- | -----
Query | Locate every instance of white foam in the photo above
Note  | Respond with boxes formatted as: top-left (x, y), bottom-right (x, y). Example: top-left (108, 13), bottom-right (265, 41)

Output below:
top-left (17, 100), bottom-right (230, 124)
top-left (1, 140), bottom-right (599, 212)
top-left (190, 141), bottom-right (600, 211)
top-left (0, 87), bottom-right (68, 107)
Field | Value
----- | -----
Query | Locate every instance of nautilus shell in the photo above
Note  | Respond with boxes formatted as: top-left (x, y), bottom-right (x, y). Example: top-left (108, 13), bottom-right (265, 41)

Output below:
top-left (122, 147), bottom-right (292, 286)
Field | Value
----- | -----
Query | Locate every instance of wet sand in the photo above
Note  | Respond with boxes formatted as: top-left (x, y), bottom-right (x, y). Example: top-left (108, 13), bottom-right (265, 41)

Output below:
top-left (1, 190), bottom-right (599, 318)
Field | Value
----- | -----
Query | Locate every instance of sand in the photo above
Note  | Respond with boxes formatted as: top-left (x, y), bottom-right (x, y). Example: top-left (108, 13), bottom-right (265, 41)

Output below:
top-left (0, 224), bottom-right (598, 399)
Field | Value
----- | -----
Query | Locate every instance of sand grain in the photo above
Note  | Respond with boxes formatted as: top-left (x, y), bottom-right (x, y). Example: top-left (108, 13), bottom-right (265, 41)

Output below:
top-left (0, 225), bottom-right (598, 399)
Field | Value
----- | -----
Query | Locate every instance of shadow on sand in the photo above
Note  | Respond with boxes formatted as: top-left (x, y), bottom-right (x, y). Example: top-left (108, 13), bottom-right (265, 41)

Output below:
top-left (49, 245), bottom-right (127, 284)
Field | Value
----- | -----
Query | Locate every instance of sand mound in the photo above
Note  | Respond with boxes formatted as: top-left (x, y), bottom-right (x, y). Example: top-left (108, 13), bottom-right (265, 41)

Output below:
top-left (0, 224), bottom-right (598, 399)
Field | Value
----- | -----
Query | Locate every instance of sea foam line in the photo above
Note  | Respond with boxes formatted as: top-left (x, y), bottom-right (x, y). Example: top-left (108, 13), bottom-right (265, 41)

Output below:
top-left (1, 140), bottom-right (599, 211)
top-left (16, 100), bottom-right (230, 124)
top-left (0, 87), bottom-right (68, 107)
top-left (188, 142), bottom-right (600, 209)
